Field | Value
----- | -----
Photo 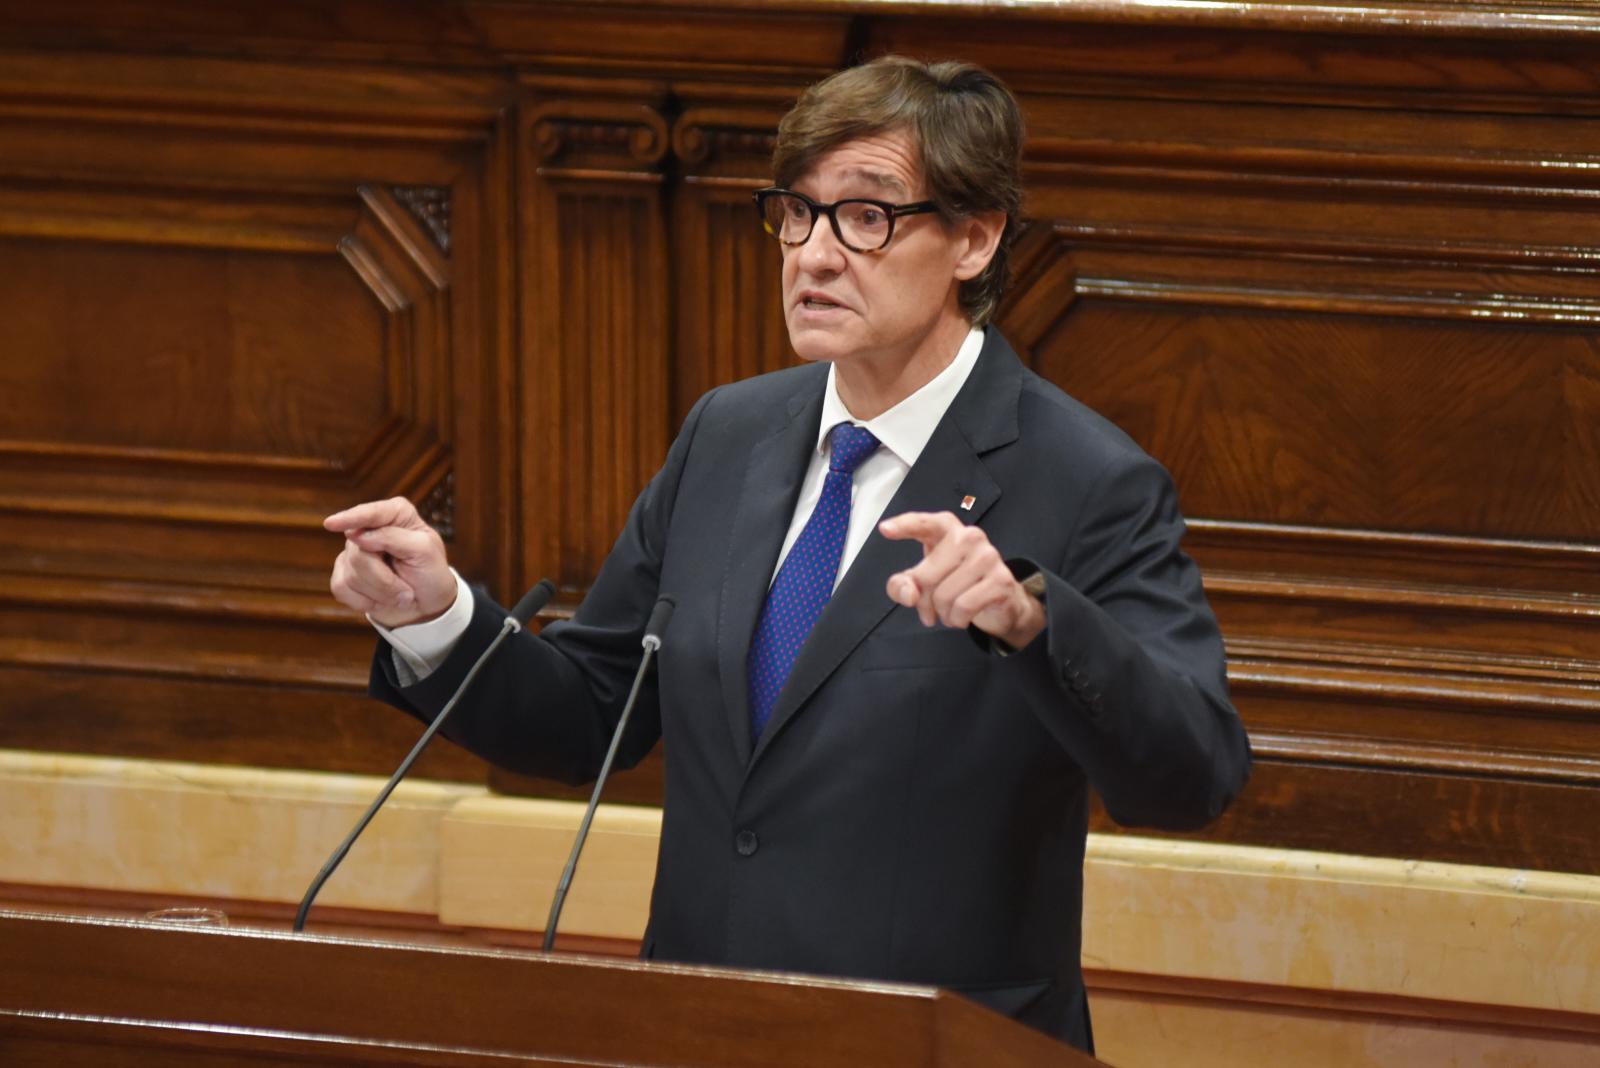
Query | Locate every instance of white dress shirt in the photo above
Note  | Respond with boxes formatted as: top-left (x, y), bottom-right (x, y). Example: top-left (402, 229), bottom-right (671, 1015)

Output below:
top-left (773, 324), bottom-right (985, 586)
top-left (377, 326), bottom-right (987, 681)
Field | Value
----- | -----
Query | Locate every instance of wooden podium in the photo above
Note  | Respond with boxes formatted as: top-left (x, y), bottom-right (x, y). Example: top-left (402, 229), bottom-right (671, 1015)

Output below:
top-left (0, 910), bottom-right (1102, 1066)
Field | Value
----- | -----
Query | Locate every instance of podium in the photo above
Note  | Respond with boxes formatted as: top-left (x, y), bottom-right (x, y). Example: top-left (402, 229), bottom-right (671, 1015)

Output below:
top-left (0, 910), bottom-right (1103, 1066)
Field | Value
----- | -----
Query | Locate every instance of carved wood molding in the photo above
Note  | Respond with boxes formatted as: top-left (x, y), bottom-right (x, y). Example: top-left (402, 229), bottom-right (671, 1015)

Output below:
top-left (1190, 519), bottom-right (1600, 561)
top-left (672, 106), bottom-right (779, 170)
top-left (1230, 636), bottom-right (1600, 708)
top-left (1084, 967), bottom-right (1600, 1043)
top-left (340, 185), bottom-right (450, 311)
top-left (1234, 665), bottom-right (1600, 728)
top-left (880, 0), bottom-right (1600, 38)
top-left (519, 94), bottom-right (673, 588)
top-left (1075, 278), bottom-right (1600, 325)
top-left (421, 470), bottom-right (456, 542)
top-left (0, 180), bottom-right (428, 492)
top-left (1206, 570), bottom-right (1600, 621)
top-left (526, 98), bottom-right (792, 184)
top-left (0, 182), bottom-right (450, 507)
top-left (0, 70), bottom-right (493, 594)
top-left (6, 1), bottom-right (1599, 66)
top-left (1025, 137), bottom-right (1600, 195)
top-left (1001, 224), bottom-right (1600, 755)
top-left (0, 571), bottom-right (373, 687)
top-left (670, 184), bottom-right (792, 410)
top-left (0, 56), bottom-right (515, 672)
top-left (391, 186), bottom-right (452, 255)
top-left (3, 636), bottom-right (369, 691)
top-left (1243, 729), bottom-right (1600, 788)
top-left (529, 100), bottom-right (671, 169)
top-left (1046, 222), bottom-right (1600, 270)
top-left (1014, 227), bottom-right (1600, 306)
top-left (332, 186), bottom-right (456, 506)
top-left (997, 223), bottom-right (1078, 353)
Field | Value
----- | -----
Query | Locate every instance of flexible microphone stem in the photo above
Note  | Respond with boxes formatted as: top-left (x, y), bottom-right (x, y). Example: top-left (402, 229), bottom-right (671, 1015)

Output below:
top-left (543, 595), bottom-right (675, 953)
top-left (294, 579), bottom-right (555, 934)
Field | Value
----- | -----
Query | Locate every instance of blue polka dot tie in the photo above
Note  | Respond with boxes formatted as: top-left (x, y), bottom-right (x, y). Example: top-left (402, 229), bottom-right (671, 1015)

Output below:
top-left (747, 423), bottom-right (881, 740)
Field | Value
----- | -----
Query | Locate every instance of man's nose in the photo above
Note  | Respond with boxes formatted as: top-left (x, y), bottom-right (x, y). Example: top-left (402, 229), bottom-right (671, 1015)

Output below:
top-left (795, 214), bottom-right (848, 272)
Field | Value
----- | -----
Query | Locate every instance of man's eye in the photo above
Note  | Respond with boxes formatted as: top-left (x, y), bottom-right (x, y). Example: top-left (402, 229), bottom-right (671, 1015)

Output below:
top-left (857, 208), bottom-right (885, 227)
top-left (785, 200), bottom-right (809, 219)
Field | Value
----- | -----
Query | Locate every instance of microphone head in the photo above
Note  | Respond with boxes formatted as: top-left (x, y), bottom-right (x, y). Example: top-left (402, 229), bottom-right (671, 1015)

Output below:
top-left (511, 579), bottom-right (557, 628)
top-left (642, 595), bottom-right (676, 651)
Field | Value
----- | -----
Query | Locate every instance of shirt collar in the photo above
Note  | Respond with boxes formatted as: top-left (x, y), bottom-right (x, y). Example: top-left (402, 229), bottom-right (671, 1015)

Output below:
top-left (816, 326), bottom-right (986, 467)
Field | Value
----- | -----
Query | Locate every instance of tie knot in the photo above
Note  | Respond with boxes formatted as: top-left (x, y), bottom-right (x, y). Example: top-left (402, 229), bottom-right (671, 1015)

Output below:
top-left (827, 423), bottom-right (879, 475)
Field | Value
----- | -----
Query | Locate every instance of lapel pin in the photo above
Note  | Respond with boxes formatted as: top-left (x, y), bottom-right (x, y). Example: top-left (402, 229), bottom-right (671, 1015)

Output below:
top-left (960, 495), bottom-right (976, 511)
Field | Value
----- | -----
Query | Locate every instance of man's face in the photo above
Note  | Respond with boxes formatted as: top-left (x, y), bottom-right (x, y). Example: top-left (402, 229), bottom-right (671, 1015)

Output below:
top-left (780, 130), bottom-right (974, 375)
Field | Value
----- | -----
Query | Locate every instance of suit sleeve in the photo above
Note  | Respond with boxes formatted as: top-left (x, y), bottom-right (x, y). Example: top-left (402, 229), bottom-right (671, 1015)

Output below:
top-left (366, 389), bottom-right (717, 784)
top-left (1006, 452), bottom-right (1251, 830)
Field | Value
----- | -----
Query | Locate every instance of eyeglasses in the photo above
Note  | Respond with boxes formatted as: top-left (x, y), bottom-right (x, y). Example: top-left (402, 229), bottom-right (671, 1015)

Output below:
top-left (753, 188), bottom-right (939, 253)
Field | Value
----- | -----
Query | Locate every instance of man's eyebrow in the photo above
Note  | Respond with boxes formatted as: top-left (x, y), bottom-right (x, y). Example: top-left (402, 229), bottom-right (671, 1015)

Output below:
top-left (836, 167), bottom-right (911, 197)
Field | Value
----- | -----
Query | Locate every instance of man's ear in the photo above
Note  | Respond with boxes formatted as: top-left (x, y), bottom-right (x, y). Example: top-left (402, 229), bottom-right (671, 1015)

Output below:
top-left (952, 211), bottom-right (1007, 282)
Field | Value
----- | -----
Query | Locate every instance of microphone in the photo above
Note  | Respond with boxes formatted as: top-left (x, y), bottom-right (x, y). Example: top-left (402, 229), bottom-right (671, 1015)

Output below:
top-left (293, 578), bottom-right (557, 933)
top-left (543, 595), bottom-right (675, 952)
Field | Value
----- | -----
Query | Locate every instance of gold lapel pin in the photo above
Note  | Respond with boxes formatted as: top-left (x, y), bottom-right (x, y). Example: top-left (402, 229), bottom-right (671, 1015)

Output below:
top-left (960, 495), bottom-right (976, 511)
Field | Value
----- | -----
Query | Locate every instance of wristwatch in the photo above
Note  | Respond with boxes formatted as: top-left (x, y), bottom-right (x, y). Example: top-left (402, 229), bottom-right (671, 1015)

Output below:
top-left (976, 561), bottom-right (1047, 657)
top-left (1018, 567), bottom-right (1047, 601)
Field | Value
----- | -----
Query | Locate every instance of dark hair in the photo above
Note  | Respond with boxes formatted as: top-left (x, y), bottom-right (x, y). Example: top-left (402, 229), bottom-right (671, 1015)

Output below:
top-left (773, 55), bottom-right (1025, 326)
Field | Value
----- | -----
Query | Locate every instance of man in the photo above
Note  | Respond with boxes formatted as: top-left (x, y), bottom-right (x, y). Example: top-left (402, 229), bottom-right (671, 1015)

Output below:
top-left (327, 56), bottom-right (1250, 1053)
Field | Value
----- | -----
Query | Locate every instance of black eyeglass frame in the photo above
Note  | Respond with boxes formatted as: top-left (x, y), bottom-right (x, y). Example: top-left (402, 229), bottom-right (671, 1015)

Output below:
top-left (753, 187), bottom-right (940, 253)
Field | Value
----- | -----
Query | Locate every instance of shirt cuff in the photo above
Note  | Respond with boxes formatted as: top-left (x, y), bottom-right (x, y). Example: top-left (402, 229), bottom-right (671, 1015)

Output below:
top-left (369, 570), bottom-right (474, 683)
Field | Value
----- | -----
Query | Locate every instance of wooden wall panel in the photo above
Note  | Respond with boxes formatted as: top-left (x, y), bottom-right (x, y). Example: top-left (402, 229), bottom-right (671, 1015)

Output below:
top-left (962, 10), bottom-right (1600, 874)
top-left (518, 88), bottom-right (673, 594)
top-left (3, 0), bottom-right (1600, 875)
top-left (0, 48), bottom-right (514, 780)
top-left (671, 97), bottom-right (799, 421)
top-left (0, 240), bottom-right (382, 458)
top-left (1023, 304), bottom-right (1598, 537)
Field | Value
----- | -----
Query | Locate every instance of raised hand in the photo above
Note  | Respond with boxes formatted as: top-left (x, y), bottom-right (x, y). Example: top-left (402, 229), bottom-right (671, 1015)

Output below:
top-left (878, 511), bottom-right (1045, 651)
top-left (324, 497), bottom-right (456, 628)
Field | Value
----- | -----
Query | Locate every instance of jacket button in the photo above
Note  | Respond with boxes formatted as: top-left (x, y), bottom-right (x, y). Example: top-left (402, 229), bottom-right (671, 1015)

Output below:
top-left (735, 830), bottom-right (759, 856)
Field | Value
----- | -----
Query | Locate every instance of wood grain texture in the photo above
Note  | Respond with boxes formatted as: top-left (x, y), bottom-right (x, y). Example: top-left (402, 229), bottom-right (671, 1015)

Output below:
top-left (0, 45), bottom-right (514, 776)
top-left (1023, 300), bottom-right (1600, 538)
top-left (0, 881), bottom-right (641, 957)
top-left (671, 92), bottom-right (798, 420)
top-left (2, 0), bottom-right (1600, 877)
top-left (519, 84), bottom-right (673, 594)
top-left (4, 888), bottom-right (1595, 1066)
top-left (1089, 758), bottom-right (1600, 874)
top-left (0, 911), bottom-right (1100, 1067)
top-left (1085, 968), bottom-right (1600, 1068)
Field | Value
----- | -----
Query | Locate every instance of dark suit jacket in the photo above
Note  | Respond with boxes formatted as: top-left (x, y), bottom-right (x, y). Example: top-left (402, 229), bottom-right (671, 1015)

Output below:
top-left (373, 329), bottom-right (1251, 1052)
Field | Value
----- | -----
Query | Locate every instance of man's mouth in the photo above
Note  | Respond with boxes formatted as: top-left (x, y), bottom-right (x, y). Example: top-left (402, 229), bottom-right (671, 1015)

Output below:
top-left (800, 295), bottom-right (844, 311)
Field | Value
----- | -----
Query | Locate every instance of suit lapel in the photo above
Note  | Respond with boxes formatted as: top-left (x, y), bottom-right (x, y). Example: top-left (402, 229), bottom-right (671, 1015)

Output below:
top-left (716, 380), bottom-right (825, 766)
top-left (746, 332), bottom-right (1025, 770)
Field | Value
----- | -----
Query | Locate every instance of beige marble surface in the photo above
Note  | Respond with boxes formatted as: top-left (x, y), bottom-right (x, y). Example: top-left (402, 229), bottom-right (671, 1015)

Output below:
top-left (4, 746), bottom-right (1599, 1026)
top-left (1082, 835), bottom-right (1600, 1016)
top-left (0, 749), bottom-right (477, 913)
top-left (439, 795), bottom-right (660, 935)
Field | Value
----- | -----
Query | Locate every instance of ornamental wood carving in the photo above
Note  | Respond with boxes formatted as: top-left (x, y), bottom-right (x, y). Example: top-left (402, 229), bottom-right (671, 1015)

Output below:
top-left (671, 96), bottom-right (799, 419)
top-left (516, 88), bottom-right (673, 594)
top-left (0, 48), bottom-right (513, 781)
